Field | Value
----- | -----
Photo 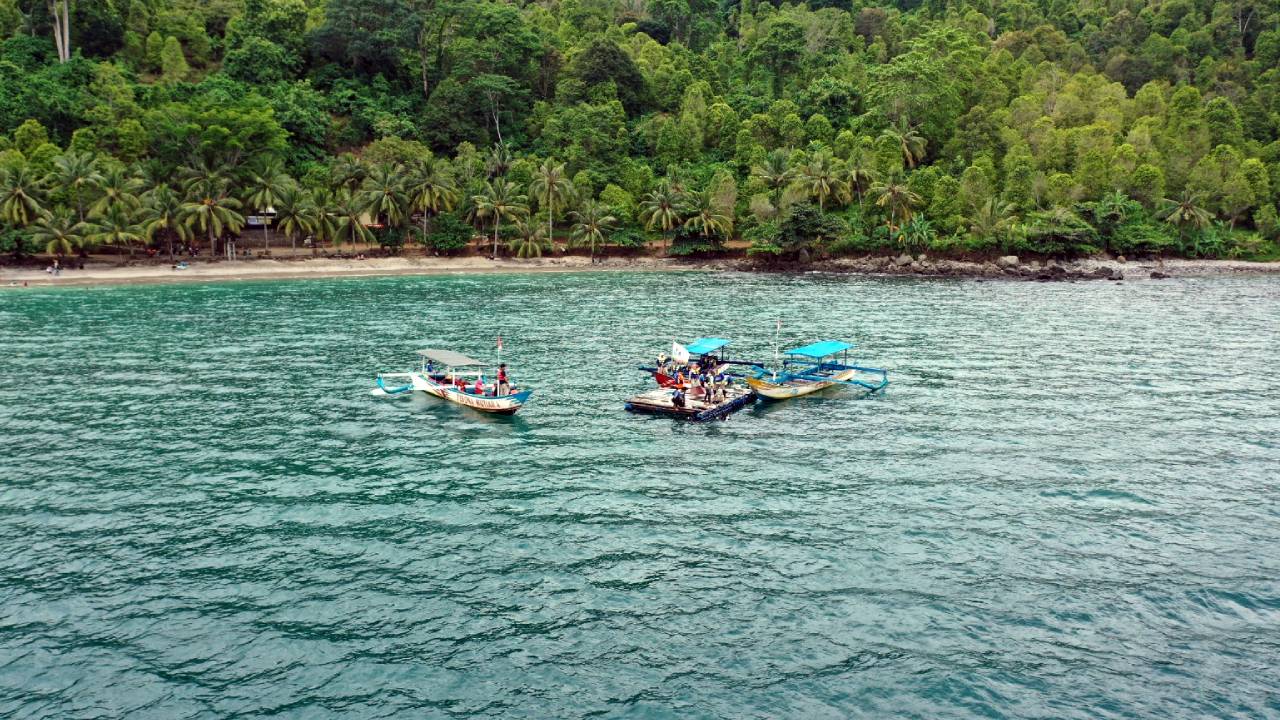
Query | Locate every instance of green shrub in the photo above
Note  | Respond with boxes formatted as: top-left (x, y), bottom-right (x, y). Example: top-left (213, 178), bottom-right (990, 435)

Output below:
top-left (1016, 209), bottom-right (1100, 256)
top-left (1111, 219), bottom-right (1178, 256)
top-left (423, 212), bottom-right (473, 254)
top-left (778, 204), bottom-right (846, 255)
top-left (608, 226), bottom-right (647, 247)
top-left (926, 233), bottom-right (967, 253)
top-left (1224, 233), bottom-right (1280, 260)
top-left (744, 218), bottom-right (781, 255)
top-left (959, 234), bottom-right (1002, 253)
top-left (828, 231), bottom-right (891, 255)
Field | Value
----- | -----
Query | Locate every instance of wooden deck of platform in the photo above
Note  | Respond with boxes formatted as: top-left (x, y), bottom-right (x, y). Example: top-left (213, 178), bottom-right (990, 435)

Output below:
top-left (624, 385), bottom-right (757, 421)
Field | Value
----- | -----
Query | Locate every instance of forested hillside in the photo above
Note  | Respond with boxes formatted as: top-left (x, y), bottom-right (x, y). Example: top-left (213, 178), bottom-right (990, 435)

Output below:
top-left (1, 0), bottom-right (1279, 261)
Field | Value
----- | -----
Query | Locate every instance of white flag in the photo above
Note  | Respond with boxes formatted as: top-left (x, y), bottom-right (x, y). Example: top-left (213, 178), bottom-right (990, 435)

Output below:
top-left (672, 342), bottom-right (690, 364)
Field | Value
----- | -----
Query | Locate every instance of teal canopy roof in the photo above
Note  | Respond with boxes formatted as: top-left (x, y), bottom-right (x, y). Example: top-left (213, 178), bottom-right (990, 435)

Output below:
top-left (785, 340), bottom-right (854, 358)
top-left (686, 338), bottom-right (732, 355)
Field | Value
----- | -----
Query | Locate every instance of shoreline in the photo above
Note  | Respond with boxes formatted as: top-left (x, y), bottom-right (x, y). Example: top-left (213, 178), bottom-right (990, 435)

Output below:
top-left (2, 254), bottom-right (1278, 289)
top-left (0, 256), bottom-right (704, 288)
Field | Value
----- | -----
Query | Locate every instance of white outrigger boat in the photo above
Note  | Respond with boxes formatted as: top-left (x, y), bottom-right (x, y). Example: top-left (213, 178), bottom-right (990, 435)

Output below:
top-left (746, 340), bottom-right (889, 400)
top-left (374, 349), bottom-right (533, 414)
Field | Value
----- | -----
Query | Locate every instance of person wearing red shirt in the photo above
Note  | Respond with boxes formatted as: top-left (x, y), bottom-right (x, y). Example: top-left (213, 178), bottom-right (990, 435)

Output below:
top-left (497, 363), bottom-right (510, 396)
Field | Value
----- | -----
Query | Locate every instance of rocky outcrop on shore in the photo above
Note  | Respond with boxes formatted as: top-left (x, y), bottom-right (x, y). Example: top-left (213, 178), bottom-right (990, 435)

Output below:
top-left (749, 254), bottom-right (1126, 281)
top-left (731, 253), bottom-right (1280, 280)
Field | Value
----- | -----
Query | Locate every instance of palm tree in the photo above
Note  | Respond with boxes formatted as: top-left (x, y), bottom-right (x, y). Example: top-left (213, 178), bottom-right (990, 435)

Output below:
top-left (682, 190), bottom-right (732, 244)
top-left (242, 157), bottom-right (291, 250)
top-left (407, 159), bottom-right (457, 239)
top-left (569, 201), bottom-right (617, 263)
top-left (141, 184), bottom-right (191, 261)
top-left (880, 118), bottom-right (927, 168)
top-left (307, 189), bottom-right (340, 255)
top-left (182, 177), bottom-right (245, 259)
top-left (508, 220), bottom-right (551, 259)
top-left (0, 165), bottom-right (45, 227)
top-left (485, 143), bottom-right (512, 178)
top-left (330, 153), bottom-right (367, 192)
top-left (751, 149), bottom-right (795, 207)
top-left (966, 197), bottom-right (1016, 244)
top-left (800, 150), bottom-right (844, 212)
top-left (87, 204), bottom-right (145, 257)
top-left (134, 158), bottom-right (169, 190)
top-left (177, 158), bottom-right (232, 188)
top-left (872, 178), bottom-right (922, 246)
top-left (470, 179), bottom-right (528, 258)
top-left (331, 188), bottom-right (374, 249)
top-left (1160, 190), bottom-right (1212, 254)
top-left (29, 210), bottom-right (84, 259)
top-left (844, 150), bottom-right (877, 212)
top-left (51, 151), bottom-right (103, 222)
top-left (639, 182), bottom-right (684, 251)
top-left (360, 163), bottom-right (411, 244)
top-left (272, 185), bottom-right (314, 255)
top-left (529, 159), bottom-right (573, 246)
top-left (90, 166), bottom-right (143, 218)
top-left (1096, 190), bottom-right (1132, 227)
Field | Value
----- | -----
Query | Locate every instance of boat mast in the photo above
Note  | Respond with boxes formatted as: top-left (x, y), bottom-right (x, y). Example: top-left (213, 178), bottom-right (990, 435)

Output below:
top-left (773, 318), bottom-right (781, 380)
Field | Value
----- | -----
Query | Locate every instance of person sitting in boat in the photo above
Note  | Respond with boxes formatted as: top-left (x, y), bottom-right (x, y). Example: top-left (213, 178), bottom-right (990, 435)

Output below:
top-left (473, 377), bottom-right (485, 395)
top-left (497, 363), bottom-right (510, 396)
top-left (674, 369), bottom-right (686, 386)
top-left (671, 388), bottom-right (686, 408)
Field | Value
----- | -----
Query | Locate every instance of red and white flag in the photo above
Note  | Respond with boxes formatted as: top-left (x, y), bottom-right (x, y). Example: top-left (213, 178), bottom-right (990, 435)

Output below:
top-left (496, 335), bottom-right (503, 351)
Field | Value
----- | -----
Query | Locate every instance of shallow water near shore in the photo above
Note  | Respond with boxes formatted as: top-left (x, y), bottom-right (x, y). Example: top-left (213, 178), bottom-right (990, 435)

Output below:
top-left (1, 271), bottom-right (1278, 718)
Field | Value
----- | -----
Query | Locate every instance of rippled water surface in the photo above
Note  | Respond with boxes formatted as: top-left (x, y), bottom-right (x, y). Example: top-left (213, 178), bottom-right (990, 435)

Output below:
top-left (2, 271), bottom-right (1279, 718)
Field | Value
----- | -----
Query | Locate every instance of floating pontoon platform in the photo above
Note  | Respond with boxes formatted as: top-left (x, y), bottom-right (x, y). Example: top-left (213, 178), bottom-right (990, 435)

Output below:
top-left (624, 385), bottom-right (757, 421)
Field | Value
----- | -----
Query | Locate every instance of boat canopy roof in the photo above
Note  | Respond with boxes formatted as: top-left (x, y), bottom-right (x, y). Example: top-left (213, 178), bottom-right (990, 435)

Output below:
top-left (785, 340), bottom-right (854, 358)
top-left (417, 349), bottom-right (484, 366)
top-left (686, 337), bottom-right (732, 355)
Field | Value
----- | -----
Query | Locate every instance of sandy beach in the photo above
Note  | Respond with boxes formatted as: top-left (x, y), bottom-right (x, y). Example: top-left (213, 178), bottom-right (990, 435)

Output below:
top-left (2, 254), bottom-right (1277, 288)
top-left (0, 255), bottom-right (707, 288)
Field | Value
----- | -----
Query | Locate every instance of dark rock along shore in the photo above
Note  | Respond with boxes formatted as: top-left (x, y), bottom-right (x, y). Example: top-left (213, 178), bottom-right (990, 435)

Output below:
top-left (742, 254), bottom-right (1137, 281)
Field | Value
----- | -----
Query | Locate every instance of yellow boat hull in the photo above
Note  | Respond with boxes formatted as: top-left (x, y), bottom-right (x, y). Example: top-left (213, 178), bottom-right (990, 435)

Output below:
top-left (746, 368), bottom-right (858, 400)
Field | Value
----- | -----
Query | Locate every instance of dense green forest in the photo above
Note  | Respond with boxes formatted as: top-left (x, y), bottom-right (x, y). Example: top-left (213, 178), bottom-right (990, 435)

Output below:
top-left (1, 0), bottom-right (1279, 262)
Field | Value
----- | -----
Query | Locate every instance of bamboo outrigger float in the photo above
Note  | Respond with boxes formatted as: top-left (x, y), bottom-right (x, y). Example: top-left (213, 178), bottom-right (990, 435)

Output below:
top-left (746, 340), bottom-right (889, 400)
top-left (374, 349), bottom-right (533, 414)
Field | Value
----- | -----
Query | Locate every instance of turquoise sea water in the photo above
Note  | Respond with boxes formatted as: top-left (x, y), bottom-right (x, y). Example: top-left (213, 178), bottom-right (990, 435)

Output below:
top-left (1, 271), bottom-right (1278, 718)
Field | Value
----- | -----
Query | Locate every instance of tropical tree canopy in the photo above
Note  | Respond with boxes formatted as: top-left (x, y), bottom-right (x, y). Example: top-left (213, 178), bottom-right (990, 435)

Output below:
top-left (0, 0), bottom-right (1275, 261)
